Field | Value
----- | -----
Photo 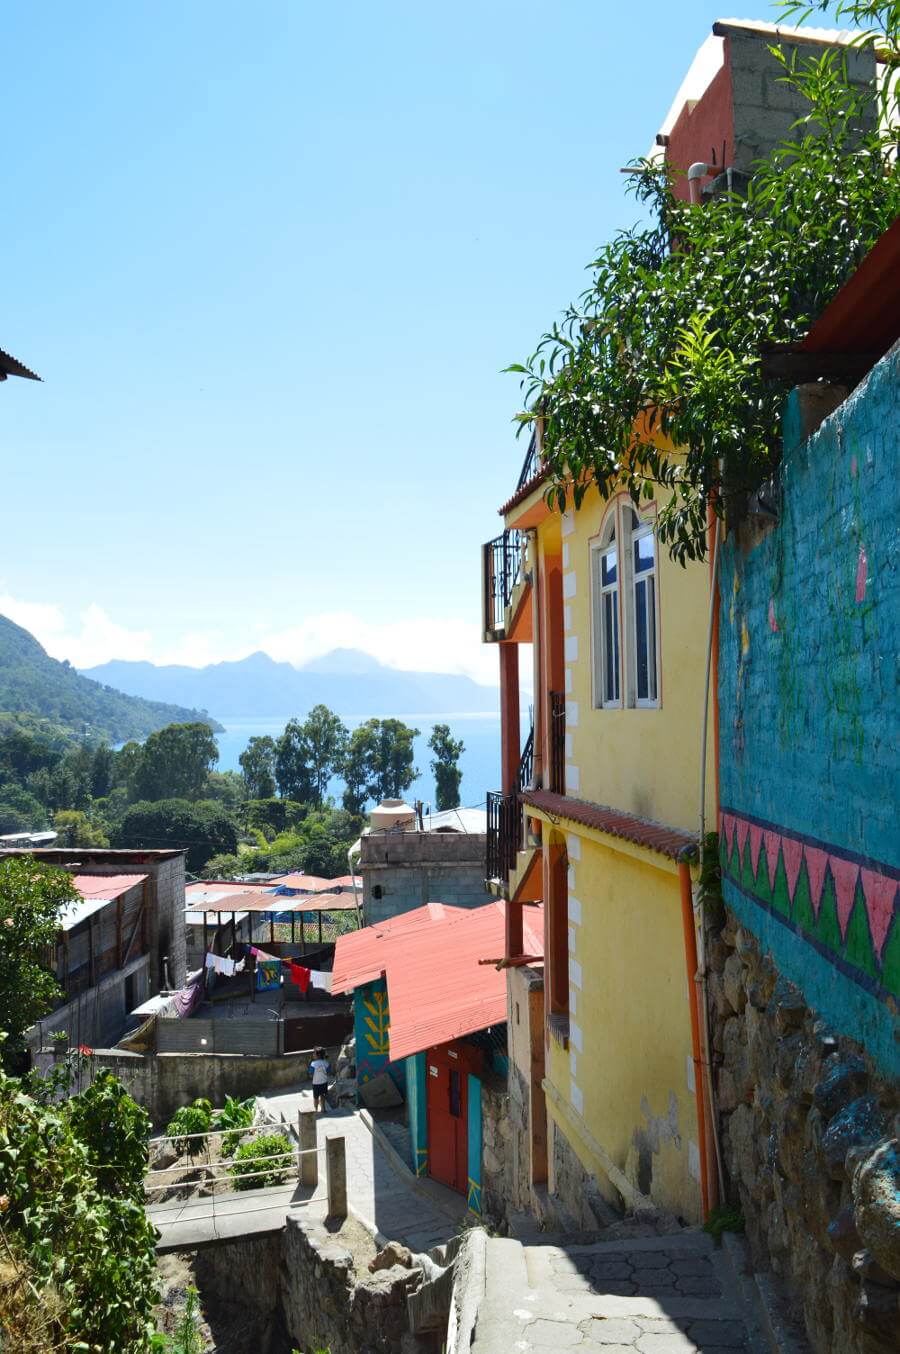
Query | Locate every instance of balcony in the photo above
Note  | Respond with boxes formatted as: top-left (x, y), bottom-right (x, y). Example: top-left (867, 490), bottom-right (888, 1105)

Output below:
top-left (486, 790), bottom-right (520, 885)
top-left (516, 430), bottom-right (539, 491)
top-left (482, 529), bottom-right (525, 639)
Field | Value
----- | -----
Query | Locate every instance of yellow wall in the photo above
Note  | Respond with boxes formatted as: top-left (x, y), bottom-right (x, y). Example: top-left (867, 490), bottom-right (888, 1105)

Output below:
top-left (555, 483), bottom-right (714, 834)
top-left (546, 830), bottom-right (703, 1222)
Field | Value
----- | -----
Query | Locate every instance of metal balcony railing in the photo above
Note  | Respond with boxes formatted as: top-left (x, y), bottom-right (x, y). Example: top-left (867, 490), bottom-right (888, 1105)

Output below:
top-left (483, 529), bottom-right (524, 636)
top-left (517, 725), bottom-right (534, 793)
top-left (486, 790), bottom-right (519, 883)
top-left (515, 430), bottom-right (539, 491)
top-left (549, 691), bottom-right (566, 795)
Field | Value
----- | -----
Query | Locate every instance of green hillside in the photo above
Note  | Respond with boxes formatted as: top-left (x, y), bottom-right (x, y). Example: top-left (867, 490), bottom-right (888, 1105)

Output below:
top-left (0, 614), bottom-right (222, 743)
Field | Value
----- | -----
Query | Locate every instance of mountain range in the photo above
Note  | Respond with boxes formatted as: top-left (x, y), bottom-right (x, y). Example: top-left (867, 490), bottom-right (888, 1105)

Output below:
top-left (81, 647), bottom-right (501, 719)
top-left (0, 614), bottom-right (221, 743)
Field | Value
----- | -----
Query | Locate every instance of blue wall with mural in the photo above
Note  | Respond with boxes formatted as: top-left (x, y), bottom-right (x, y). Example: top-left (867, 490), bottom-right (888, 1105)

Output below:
top-left (353, 977), bottom-right (406, 1093)
top-left (467, 1074), bottom-right (483, 1215)
top-left (718, 347), bottom-right (899, 1075)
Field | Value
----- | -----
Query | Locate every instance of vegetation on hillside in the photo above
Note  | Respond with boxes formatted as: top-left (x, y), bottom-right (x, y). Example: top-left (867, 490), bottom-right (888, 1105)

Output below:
top-left (0, 613), bottom-right (222, 744)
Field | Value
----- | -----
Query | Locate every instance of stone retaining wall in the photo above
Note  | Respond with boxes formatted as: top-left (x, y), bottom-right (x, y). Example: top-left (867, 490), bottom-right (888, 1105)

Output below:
top-left (709, 906), bottom-right (900, 1354)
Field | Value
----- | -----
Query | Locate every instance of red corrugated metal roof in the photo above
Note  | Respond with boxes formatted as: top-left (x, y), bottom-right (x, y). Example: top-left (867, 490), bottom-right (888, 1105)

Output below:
top-left (184, 889), bottom-right (359, 917)
top-left (522, 789), bottom-right (697, 861)
top-left (275, 873), bottom-right (339, 893)
top-left (332, 902), bottom-right (544, 1062)
top-left (73, 873), bottom-right (148, 901)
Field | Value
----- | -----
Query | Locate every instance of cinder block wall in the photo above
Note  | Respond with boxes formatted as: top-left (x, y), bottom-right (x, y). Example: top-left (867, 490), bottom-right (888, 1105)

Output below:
top-left (727, 28), bottom-right (876, 173)
top-left (360, 832), bottom-right (488, 924)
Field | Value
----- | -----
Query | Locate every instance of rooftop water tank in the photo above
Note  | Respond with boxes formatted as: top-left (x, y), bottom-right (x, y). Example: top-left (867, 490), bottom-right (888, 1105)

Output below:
top-left (369, 799), bottom-right (416, 832)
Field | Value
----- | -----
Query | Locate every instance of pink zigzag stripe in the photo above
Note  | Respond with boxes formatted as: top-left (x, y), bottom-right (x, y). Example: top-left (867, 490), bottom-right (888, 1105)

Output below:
top-left (749, 823), bottom-right (764, 879)
top-left (781, 837), bottom-right (804, 903)
top-left (829, 856), bottom-right (860, 940)
top-left (736, 817), bottom-right (750, 866)
top-left (763, 830), bottom-right (781, 893)
top-left (804, 846), bottom-right (829, 918)
top-left (721, 813), bottom-right (735, 856)
top-left (860, 869), bottom-right (897, 961)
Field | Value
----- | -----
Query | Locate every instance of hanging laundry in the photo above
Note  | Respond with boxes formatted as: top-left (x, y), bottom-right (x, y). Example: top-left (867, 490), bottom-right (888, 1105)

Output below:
top-left (288, 962), bottom-right (311, 993)
top-left (308, 970), bottom-right (332, 993)
top-left (234, 958), bottom-right (246, 973)
top-left (204, 952), bottom-right (217, 971)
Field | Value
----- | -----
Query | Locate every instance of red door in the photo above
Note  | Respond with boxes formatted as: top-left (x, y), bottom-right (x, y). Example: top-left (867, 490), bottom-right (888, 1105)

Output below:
top-left (425, 1046), bottom-right (468, 1194)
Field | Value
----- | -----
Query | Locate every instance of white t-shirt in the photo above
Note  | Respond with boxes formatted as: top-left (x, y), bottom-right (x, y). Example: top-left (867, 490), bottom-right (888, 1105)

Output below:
top-left (310, 1058), bottom-right (329, 1086)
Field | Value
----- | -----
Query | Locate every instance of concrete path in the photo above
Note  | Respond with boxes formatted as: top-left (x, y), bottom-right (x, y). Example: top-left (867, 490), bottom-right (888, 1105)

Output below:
top-left (149, 1180), bottom-right (326, 1252)
top-left (472, 1231), bottom-right (769, 1353)
top-left (259, 1087), bottom-right (468, 1252)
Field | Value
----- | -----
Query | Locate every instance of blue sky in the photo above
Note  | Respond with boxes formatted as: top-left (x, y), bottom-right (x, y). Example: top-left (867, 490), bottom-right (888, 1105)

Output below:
top-left (2, 1), bottom-right (802, 684)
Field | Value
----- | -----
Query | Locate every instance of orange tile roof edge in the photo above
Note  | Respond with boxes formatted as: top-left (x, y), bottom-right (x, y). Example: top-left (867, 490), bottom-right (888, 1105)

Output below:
top-left (522, 789), bottom-right (697, 861)
top-left (498, 466), bottom-right (549, 516)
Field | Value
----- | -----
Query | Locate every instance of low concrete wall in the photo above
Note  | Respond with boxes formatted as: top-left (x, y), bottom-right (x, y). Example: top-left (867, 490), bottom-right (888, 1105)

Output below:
top-left (91, 1048), bottom-right (317, 1124)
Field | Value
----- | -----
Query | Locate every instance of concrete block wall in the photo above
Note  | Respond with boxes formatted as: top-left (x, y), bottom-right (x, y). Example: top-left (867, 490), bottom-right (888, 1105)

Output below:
top-left (726, 29), bottom-right (876, 173)
top-left (718, 344), bottom-right (900, 1075)
top-left (360, 831), bottom-right (488, 924)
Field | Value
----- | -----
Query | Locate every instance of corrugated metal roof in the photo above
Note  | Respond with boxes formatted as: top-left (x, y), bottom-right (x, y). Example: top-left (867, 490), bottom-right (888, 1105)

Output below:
top-left (73, 873), bottom-right (148, 900)
top-left (800, 216), bottom-right (900, 361)
top-left (59, 897), bottom-right (110, 931)
top-left (184, 889), bottom-right (359, 917)
top-left (332, 901), bottom-right (544, 1062)
top-left (274, 873), bottom-right (338, 893)
top-left (523, 790), bottom-right (696, 861)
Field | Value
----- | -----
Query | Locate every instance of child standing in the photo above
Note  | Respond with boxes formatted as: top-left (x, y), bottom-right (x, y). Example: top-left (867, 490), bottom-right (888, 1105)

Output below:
top-left (310, 1046), bottom-right (330, 1113)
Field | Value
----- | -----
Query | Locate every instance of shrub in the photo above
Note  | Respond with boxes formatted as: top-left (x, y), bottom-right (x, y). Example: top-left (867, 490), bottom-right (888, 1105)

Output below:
top-left (213, 1094), bottom-right (256, 1157)
top-left (165, 1098), bottom-right (212, 1158)
top-left (229, 1133), bottom-right (292, 1190)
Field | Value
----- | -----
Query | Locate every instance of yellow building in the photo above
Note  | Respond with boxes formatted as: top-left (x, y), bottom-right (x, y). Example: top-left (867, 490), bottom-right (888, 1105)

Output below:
top-left (482, 430), bottom-right (717, 1228)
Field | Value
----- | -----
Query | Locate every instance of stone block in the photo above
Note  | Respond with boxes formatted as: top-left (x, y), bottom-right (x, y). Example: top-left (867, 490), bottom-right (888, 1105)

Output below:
top-left (820, 1097), bottom-right (887, 1181)
top-left (813, 1055), bottom-right (869, 1119)
top-left (722, 953), bottom-right (747, 1014)
top-left (853, 1138), bottom-right (900, 1282)
top-left (359, 1071), bottom-right (404, 1110)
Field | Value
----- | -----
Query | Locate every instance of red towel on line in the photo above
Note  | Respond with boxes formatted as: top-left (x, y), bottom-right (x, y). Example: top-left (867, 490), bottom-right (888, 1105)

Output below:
top-left (289, 962), bottom-right (311, 993)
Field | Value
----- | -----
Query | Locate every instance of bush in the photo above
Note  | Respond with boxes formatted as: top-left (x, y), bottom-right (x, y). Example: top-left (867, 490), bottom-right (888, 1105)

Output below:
top-left (229, 1133), bottom-right (292, 1190)
top-left (165, 1098), bottom-right (212, 1157)
top-left (0, 1063), bottom-right (159, 1351)
top-left (213, 1095), bottom-right (256, 1157)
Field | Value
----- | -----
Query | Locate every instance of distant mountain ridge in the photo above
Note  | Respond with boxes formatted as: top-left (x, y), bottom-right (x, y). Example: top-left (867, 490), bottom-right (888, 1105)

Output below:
top-left (0, 614), bottom-right (223, 742)
top-left (82, 647), bottom-right (500, 719)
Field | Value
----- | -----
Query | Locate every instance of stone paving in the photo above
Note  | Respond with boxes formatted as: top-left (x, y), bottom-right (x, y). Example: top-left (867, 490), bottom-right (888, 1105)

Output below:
top-left (472, 1232), bottom-right (768, 1354)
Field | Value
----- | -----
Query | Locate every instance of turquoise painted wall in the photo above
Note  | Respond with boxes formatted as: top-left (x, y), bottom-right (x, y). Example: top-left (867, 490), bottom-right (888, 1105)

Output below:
top-left (406, 1053), bottom-right (428, 1177)
top-left (718, 346), bottom-right (899, 1075)
top-left (467, 1074), bottom-right (482, 1215)
top-left (353, 978), bottom-right (406, 1093)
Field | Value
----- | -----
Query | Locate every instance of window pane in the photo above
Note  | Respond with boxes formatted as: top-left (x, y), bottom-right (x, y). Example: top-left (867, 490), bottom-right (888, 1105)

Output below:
top-left (635, 578), bottom-right (648, 700)
top-left (602, 546), bottom-right (617, 587)
top-left (611, 593), bottom-right (620, 701)
top-left (648, 576), bottom-right (657, 701)
top-left (634, 532), bottom-right (655, 574)
top-left (603, 592), bottom-right (614, 701)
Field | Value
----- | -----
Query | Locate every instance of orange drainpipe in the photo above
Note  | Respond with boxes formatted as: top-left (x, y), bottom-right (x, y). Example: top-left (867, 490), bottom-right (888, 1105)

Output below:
top-left (678, 858), bottom-right (715, 1219)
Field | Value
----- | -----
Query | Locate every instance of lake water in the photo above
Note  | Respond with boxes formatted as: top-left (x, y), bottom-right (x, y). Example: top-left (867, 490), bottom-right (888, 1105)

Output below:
top-left (213, 712), bottom-right (522, 812)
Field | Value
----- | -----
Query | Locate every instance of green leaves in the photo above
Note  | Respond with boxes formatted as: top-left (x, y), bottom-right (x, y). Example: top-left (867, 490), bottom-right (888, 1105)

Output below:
top-left (508, 16), bottom-right (899, 563)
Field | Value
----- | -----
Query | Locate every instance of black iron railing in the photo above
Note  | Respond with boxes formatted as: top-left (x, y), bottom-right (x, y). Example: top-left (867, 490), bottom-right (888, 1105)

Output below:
top-left (515, 431), bottom-right (539, 491)
top-left (483, 529), bottom-right (524, 636)
top-left (517, 725), bottom-right (534, 793)
top-left (486, 790), bottom-right (519, 883)
top-left (549, 691), bottom-right (566, 794)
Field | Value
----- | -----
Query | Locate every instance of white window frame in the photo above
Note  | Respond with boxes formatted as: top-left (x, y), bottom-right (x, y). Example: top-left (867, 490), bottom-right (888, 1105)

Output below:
top-left (625, 509), bottom-right (661, 709)
top-left (590, 513), bottom-right (622, 709)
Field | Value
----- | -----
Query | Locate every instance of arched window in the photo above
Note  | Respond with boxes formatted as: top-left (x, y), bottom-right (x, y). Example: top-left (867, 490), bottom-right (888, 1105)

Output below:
top-left (591, 512), bottom-right (621, 708)
top-left (629, 510), bottom-right (659, 706)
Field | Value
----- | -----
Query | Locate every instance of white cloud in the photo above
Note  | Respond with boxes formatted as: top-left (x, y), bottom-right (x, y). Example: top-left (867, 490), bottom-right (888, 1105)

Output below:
top-left (0, 589), bottom-right (506, 687)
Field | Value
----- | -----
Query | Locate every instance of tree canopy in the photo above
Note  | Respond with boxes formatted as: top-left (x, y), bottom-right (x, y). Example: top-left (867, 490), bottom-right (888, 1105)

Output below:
top-left (113, 798), bottom-right (238, 872)
top-left (429, 723), bottom-right (465, 811)
top-left (239, 734), bottom-right (277, 799)
top-left (0, 858), bottom-right (78, 1069)
top-left (341, 717), bottom-right (419, 812)
top-left (131, 721), bottom-right (219, 801)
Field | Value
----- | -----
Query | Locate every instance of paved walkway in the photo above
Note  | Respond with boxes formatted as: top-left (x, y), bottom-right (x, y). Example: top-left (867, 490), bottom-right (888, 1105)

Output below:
top-left (259, 1087), bottom-right (467, 1252)
top-left (472, 1231), bottom-right (768, 1353)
